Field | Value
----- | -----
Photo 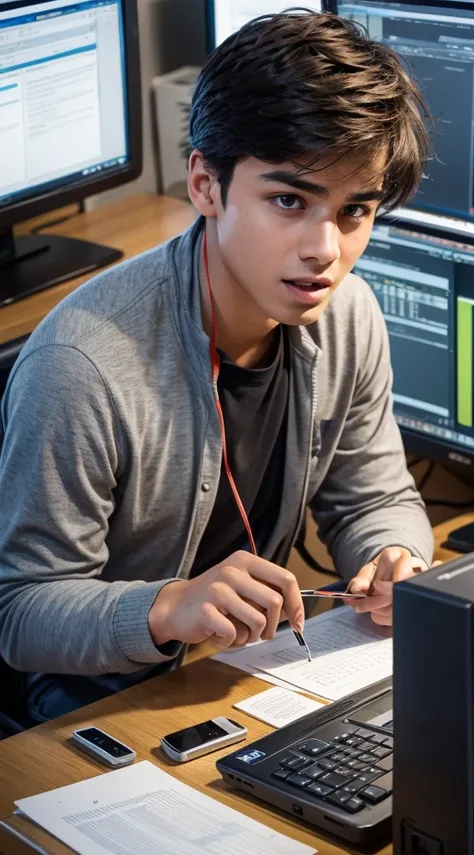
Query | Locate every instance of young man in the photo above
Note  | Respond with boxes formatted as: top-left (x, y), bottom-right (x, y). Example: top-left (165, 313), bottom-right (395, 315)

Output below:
top-left (0, 11), bottom-right (433, 723)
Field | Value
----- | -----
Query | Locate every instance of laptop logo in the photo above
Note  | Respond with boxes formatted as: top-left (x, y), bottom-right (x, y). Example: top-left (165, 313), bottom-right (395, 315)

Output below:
top-left (236, 749), bottom-right (266, 764)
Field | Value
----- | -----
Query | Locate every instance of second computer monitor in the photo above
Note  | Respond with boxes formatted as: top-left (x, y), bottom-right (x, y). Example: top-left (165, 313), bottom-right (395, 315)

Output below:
top-left (355, 220), bottom-right (474, 468)
top-left (324, 0), bottom-right (474, 224)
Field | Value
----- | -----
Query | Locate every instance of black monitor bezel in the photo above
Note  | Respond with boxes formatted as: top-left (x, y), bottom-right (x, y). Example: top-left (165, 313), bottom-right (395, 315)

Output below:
top-left (0, 0), bottom-right (142, 229)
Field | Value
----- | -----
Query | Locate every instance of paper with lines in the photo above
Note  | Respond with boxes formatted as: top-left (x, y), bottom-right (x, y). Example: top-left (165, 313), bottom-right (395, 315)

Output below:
top-left (214, 607), bottom-right (392, 701)
top-left (15, 761), bottom-right (315, 855)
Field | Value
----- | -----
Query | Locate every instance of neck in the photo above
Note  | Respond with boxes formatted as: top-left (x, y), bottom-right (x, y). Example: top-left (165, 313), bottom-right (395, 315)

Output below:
top-left (200, 221), bottom-right (279, 368)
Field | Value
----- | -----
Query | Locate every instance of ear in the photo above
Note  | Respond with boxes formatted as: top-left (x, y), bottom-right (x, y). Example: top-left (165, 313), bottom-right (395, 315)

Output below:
top-left (187, 151), bottom-right (220, 217)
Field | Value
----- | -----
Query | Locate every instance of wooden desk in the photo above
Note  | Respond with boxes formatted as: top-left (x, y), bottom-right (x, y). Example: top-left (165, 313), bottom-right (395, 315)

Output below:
top-left (1, 194), bottom-right (197, 346)
top-left (0, 516), bottom-right (467, 855)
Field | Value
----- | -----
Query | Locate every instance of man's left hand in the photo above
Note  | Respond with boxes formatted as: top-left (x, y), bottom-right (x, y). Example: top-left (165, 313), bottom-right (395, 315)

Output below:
top-left (345, 547), bottom-right (430, 627)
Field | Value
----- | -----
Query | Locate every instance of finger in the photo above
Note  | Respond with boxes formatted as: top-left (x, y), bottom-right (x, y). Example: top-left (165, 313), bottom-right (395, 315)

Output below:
top-left (210, 583), bottom-right (268, 644)
top-left (371, 547), bottom-right (410, 583)
top-left (215, 574), bottom-right (283, 640)
top-left (228, 618), bottom-right (251, 649)
top-left (199, 602), bottom-right (237, 649)
top-left (371, 610), bottom-right (393, 627)
top-left (347, 561), bottom-right (378, 595)
top-left (354, 594), bottom-right (392, 613)
top-left (370, 605), bottom-right (392, 619)
top-left (391, 552), bottom-right (420, 584)
top-left (231, 552), bottom-right (304, 632)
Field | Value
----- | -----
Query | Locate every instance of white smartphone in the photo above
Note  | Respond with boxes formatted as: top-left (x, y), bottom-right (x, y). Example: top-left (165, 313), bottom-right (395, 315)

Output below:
top-left (160, 716), bottom-right (247, 763)
top-left (71, 727), bottom-right (136, 767)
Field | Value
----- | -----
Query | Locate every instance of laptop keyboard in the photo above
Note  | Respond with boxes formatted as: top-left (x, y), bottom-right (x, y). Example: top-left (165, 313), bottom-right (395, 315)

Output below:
top-left (271, 726), bottom-right (393, 814)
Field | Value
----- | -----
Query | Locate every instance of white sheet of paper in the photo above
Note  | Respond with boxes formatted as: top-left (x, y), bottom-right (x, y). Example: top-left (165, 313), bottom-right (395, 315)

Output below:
top-left (15, 761), bottom-right (316, 855)
top-left (214, 607), bottom-right (392, 701)
top-left (233, 687), bottom-right (325, 728)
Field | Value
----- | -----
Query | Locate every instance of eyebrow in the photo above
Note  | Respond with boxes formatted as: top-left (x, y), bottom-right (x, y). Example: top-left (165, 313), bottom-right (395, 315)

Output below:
top-left (259, 170), bottom-right (385, 203)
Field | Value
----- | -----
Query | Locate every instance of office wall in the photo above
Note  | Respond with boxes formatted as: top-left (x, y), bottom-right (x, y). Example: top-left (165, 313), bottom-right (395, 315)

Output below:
top-left (88, 0), bottom-right (207, 210)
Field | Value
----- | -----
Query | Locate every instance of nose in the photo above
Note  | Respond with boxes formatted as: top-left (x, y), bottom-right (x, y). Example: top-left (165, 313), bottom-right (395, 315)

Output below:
top-left (298, 220), bottom-right (340, 267)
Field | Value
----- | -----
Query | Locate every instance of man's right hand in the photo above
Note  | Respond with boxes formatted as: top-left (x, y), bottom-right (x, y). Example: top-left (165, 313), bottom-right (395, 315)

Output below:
top-left (148, 550), bottom-right (304, 651)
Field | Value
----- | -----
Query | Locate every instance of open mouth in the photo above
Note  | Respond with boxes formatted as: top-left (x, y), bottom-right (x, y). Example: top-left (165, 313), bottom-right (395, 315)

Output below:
top-left (283, 280), bottom-right (329, 291)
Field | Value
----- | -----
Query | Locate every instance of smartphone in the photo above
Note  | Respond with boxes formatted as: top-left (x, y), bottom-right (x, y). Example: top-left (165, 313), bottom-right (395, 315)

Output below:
top-left (160, 717), bottom-right (247, 763)
top-left (71, 727), bottom-right (136, 767)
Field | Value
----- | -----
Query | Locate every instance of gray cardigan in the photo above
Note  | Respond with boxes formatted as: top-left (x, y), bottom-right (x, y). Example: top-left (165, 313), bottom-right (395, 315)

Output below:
top-left (0, 218), bottom-right (433, 677)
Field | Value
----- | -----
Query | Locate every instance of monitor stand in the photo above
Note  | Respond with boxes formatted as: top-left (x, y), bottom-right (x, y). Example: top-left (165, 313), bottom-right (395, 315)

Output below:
top-left (0, 226), bottom-right (123, 307)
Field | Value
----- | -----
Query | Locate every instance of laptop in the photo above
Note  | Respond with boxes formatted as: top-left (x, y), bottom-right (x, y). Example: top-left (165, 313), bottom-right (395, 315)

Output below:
top-left (217, 676), bottom-right (393, 845)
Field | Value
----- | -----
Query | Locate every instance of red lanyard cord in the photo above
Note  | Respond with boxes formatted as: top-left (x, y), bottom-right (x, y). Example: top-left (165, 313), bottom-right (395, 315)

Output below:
top-left (202, 230), bottom-right (257, 556)
top-left (202, 231), bottom-right (311, 661)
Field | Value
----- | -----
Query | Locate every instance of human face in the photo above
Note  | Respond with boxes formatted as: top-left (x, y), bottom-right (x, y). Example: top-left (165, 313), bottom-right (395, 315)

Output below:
top-left (204, 154), bottom-right (384, 328)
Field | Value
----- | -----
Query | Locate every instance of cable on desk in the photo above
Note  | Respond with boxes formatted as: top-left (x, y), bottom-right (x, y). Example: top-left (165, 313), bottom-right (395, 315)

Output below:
top-left (294, 517), bottom-right (339, 578)
top-left (407, 456), bottom-right (423, 470)
top-left (417, 460), bottom-right (435, 493)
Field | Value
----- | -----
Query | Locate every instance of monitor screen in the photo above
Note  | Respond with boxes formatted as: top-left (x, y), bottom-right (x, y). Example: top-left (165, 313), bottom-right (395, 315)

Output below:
top-left (325, 0), bottom-right (474, 224)
top-left (208, 0), bottom-right (321, 48)
top-left (354, 221), bottom-right (474, 458)
top-left (0, 0), bottom-right (130, 211)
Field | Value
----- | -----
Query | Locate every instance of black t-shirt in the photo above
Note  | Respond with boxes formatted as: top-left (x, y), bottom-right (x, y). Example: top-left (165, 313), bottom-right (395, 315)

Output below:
top-left (191, 327), bottom-right (290, 577)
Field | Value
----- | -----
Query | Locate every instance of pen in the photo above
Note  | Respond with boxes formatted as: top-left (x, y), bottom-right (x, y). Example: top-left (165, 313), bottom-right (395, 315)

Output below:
top-left (293, 629), bottom-right (312, 663)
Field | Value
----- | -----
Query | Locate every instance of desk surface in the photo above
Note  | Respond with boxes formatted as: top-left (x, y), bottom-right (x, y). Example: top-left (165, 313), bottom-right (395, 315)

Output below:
top-left (1, 195), bottom-right (197, 346)
top-left (0, 513), bottom-right (469, 855)
top-left (0, 194), bottom-right (471, 854)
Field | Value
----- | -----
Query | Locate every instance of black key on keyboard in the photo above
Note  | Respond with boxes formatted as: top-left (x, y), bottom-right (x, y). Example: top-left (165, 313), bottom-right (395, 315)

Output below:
top-left (272, 768), bottom-right (292, 781)
top-left (370, 733), bottom-right (390, 745)
top-left (343, 747), bottom-right (360, 758)
top-left (359, 753), bottom-right (375, 764)
top-left (333, 767), bottom-right (357, 779)
top-left (297, 739), bottom-right (330, 757)
top-left (328, 751), bottom-right (347, 763)
top-left (304, 765), bottom-right (325, 780)
top-left (286, 773), bottom-right (314, 788)
top-left (359, 741), bottom-right (377, 753)
top-left (344, 796), bottom-right (365, 814)
top-left (319, 771), bottom-right (350, 789)
top-left (317, 757), bottom-right (337, 771)
top-left (307, 782), bottom-right (333, 797)
top-left (372, 746), bottom-right (392, 760)
top-left (281, 755), bottom-right (312, 770)
top-left (327, 790), bottom-right (353, 807)
top-left (362, 785), bottom-right (390, 804)
top-left (351, 727), bottom-right (376, 740)
top-left (375, 754), bottom-right (393, 773)
top-left (357, 768), bottom-right (383, 786)
top-left (343, 736), bottom-right (362, 747)
top-left (341, 779), bottom-right (365, 794)
top-left (351, 760), bottom-right (369, 771)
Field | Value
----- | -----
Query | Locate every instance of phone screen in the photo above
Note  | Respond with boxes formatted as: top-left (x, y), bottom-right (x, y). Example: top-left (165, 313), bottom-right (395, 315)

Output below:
top-left (77, 727), bottom-right (133, 758)
top-left (164, 719), bottom-right (231, 752)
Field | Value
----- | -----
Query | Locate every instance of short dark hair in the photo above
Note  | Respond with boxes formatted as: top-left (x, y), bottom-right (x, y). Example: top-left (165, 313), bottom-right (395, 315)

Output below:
top-left (189, 9), bottom-right (431, 210)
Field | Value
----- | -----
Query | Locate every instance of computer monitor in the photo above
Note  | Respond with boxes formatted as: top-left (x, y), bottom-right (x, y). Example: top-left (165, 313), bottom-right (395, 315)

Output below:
top-left (354, 219), bottom-right (474, 479)
top-left (206, 0), bottom-right (321, 49)
top-left (0, 0), bottom-right (142, 306)
top-left (323, 0), bottom-right (474, 226)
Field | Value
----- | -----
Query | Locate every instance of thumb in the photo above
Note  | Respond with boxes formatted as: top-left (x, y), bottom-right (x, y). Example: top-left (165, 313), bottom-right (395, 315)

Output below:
top-left (347, 560), bottom-right (377, 594)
